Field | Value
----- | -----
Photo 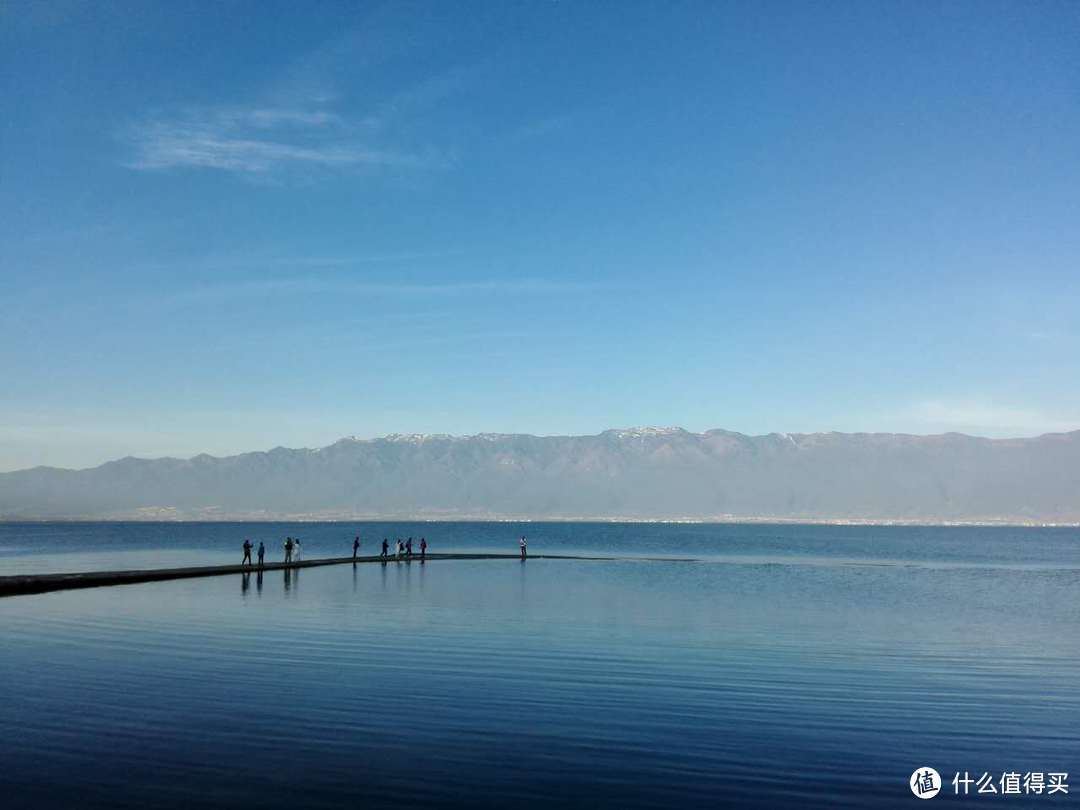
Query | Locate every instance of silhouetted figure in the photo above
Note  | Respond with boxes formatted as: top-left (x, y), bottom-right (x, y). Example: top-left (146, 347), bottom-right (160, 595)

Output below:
top-left (257, 541), bottom-right (265, 568)
top-left (242, 539), bottom-right (253, 566)
top-left (353, 536), bottom-right (360, 560)
top-left (406, 537), bottom-right (413, 559)
top-left (381, 538), bottom-right (389, 558)
top-left (519, 536), bottom-right (527, 560)
top-left (420, 537), bottom-right (427, 561)
top-left (284, 537), bottom-right (294, 564)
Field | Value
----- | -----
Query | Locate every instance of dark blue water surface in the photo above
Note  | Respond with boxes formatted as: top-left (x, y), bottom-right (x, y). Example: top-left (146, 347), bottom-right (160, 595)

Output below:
top-left (2, 522), bottom-right (1079, 808)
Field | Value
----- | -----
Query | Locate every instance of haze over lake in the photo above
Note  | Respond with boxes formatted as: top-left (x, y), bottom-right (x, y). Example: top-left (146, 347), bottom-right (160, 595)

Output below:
top-left (2, 522), bottom-right (1078, 808)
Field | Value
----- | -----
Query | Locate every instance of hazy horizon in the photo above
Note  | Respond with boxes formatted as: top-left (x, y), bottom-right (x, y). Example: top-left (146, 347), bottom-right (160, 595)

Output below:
top-left (5, 427), bottom-right (1079, 523)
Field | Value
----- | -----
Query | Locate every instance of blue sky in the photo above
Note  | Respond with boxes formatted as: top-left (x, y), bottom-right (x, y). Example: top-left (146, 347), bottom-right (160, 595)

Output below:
top-left (2, 1), bottom-right (1078, 470)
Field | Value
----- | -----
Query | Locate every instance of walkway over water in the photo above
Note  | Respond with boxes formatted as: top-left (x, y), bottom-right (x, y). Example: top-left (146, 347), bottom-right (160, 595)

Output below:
top-left (0, 552), bottom-right (694, 598)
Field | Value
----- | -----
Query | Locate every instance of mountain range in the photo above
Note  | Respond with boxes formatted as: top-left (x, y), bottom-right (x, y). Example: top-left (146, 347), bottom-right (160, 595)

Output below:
top-left (1, 427), bottom-right (1078, 522)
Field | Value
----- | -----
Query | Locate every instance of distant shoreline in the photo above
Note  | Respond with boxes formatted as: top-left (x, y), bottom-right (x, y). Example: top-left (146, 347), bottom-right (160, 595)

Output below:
top-left (2, 515), bottom-right (1077, 527)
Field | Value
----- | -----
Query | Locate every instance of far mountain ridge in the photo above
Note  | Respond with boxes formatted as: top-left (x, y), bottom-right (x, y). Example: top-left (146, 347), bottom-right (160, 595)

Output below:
top-left (18, 426), bottom-right (1076, 472)
top-left (2, 427), bottom-right (1078, 521)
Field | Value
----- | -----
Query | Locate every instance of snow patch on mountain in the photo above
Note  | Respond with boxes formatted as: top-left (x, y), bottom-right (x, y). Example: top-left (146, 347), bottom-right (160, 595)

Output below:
top-left (605, 426), bottom-right (688, 440)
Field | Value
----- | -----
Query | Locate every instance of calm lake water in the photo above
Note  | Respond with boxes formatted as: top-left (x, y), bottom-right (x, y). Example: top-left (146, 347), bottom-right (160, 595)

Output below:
top-left (2, 522), bottom-right (1079, 808)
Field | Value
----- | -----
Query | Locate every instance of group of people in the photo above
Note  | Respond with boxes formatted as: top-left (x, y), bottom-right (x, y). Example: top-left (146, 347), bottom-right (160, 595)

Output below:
top-left (240, 537), bottom-right (302, 567)
top-left (241, 539), bottom-right (264, 567)
top-left (283, 536), bottom-right (303, 563)
top-left (379, 536), bottom-right (428, 561)
top-left (241, 533), bottom-right (530, 566)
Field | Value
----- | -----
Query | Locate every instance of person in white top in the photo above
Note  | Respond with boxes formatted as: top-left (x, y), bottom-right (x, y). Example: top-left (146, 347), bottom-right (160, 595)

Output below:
top-left (519, 536), bottom-right (527, 560)
top-left (294, 538), bottom-right (303, 561)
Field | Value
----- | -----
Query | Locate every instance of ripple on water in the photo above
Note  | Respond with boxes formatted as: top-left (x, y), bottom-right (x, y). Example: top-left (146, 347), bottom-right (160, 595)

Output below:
top-left (2, 529), bottom-right (1080, 808)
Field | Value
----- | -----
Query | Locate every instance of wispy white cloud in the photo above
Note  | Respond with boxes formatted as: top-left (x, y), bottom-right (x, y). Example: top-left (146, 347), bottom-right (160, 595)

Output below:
top-left (237, 108), bottom-right (342, 128)
top-left (171, 276), bottom-right (621, 304)
top-left (906, 399), bottom-right (1080, 437)
top-left (121, 9), bottom-right (485, 180)
top-left (201, 249), bottom-right (464, 271)
top-left (124, 106), bottom-right (425, 174)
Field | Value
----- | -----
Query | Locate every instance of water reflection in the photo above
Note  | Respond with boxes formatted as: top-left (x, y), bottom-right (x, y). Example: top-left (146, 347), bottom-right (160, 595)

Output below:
top-left (256, 569), bottom-right (263, 595)
top-left (5, 547), bottom-right (1080, 810)
top-left (241, 572), bottom-right (250, 596)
